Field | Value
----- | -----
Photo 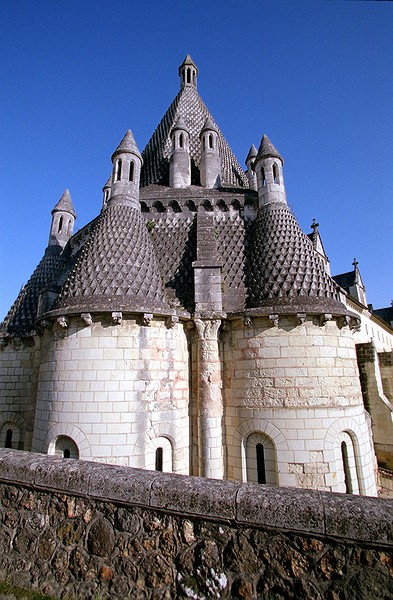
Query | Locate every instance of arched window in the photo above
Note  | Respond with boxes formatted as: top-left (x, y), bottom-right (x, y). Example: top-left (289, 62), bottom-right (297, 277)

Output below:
top-left (148, 436), bottom-right (173, 472)
top-left (67, 218), bottom-right (72, 235)
top-left (245, 432), bottom-right (277, 484)
top-left (261, 167), bottom-right (266, 186)
top-left (187, 68), bottom-right (191, 84)
top-left (58, 216), bottom-right (63, 233)
top-left (341, 441), bottom-right (353, 494)
top-left (209, 134), bottom-right (213, 149)
top-left (155, 447), bottom-right (163, 471)
top-left (179, 133), bottom-right (184, 148)
top-left (115, 158), bottom-right (122, 181)
top-left (54, 436), bottom-right (79, 459)
top-left (129, 160), bottom-right (134, 181)
top-left (337, 431), bottom-right (360, 494)
top-left (5, 429), bottom-right (13, 449)
top-left (273, 163), bottom-right (279, 184)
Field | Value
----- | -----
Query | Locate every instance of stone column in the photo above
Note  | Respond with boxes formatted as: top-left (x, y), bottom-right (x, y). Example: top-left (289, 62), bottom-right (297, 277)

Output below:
top-left (194, 317), bottom-right (224, 479)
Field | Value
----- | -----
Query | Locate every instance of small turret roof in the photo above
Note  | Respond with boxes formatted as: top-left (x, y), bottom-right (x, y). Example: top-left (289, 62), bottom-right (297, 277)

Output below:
top-left (246, 144), bottom-right (258, 163)
top-left (172, 116), bottom-right (189, 133)
top-left (52, 189), bottom-right (76, 218)
top-left (103, 176), bottom-right (111, 190)
top-left (112, 130), bottom-right (142, 162)
top-left (200, 116), bottom-right (219, 135)
top-left (256, 134), bottom-right (283, 162)
top-left (179, 54), bottom-right (198, 73)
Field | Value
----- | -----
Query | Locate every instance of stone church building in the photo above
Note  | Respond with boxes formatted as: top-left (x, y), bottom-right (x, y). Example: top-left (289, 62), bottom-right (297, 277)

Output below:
top-left (1, 56), bottom-right (392, 496)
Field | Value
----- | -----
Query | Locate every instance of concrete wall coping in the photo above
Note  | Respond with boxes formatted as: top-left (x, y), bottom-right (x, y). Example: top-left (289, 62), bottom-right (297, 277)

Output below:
top-left (0, 449), bottom-right (392, 547)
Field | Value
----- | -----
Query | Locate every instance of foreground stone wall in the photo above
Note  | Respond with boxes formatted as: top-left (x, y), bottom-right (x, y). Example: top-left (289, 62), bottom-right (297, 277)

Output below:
top-left (0, 450), bottom-right (392, 600)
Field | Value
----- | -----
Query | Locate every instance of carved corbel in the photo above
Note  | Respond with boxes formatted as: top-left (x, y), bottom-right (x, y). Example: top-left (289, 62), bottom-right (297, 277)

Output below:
top-left (269, 314), bottom-right (279, 327)
top-left (243, 316), bottom-right (252, 328)
top-left (320, 313), bottom-right (332, 326)
top-left (57, 316), bottom-right (68, 329)
top-left (296, 313), bottom-right (307, 325)
top-left (349, 316), bottom-right (361, 332)
top-left (143, 313), bottom-right (153, 327)
top-left (112, 312), bottom-right (122, 325)
top-left (81, 313), bottom-right (93, 326)
top-left (339, 315), bottom-right (351, 329)
top-left (165, 315), bottom-right (179, 329)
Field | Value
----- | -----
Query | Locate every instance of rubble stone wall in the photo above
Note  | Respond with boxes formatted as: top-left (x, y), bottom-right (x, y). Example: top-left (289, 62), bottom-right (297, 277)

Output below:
top-left (0, 450), bottom-right (392, 600)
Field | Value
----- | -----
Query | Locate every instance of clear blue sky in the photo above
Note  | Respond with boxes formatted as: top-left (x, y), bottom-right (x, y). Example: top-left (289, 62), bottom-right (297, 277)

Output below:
top-left (1, 0), bottom-right (392, 321)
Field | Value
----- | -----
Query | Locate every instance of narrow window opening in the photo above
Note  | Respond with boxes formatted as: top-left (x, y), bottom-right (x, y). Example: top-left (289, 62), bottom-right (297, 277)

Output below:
top-left (273, 163), bottom-right (278, 183)
top-left (129, 160), bottom-right (134, 181)
top-left (179, 133), bottom-right (183, 148)
top-left (203, 136), bottom-right (206, 150)
top-left (63, 448), bottom-right (71, 458)
top-left (187, 68), bottom-right (191, 84)
top-left (209, 134), bottom-right (213, 149)
top-left (58, 216), bottom-right (63, 233)
top-left (155, 447), bottom-right (163, 471)
top-left (5, 429), bottom-right (13, 449)
top-left (261, 168), bottom-right (266, 186)
top-left (256, 443), bottom-right (266, 484)
top-left (341, 441), bottom-right (353, 494)
top-left (115, 158), bottom-right (122, 181)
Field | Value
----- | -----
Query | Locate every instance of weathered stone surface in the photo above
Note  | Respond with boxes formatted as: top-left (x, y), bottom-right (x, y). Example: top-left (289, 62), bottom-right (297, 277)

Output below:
top-left (0, 452), bottom-right (392, 599)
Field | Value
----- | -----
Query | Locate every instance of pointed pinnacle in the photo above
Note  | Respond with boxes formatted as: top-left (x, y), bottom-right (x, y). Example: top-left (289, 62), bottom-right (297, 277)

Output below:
top-left (52, 189), bottom-right (76, 217)
top-left (246, 144), bottom-right (258, 163)
top-left (256, 134), bottom-right (283, 162)
top-left (112, 130), bottom-right (142, 161)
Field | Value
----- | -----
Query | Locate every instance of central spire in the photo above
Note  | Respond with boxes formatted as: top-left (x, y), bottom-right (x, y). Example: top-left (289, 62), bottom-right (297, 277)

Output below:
top-left (179, 54), bottom-right (198, 89)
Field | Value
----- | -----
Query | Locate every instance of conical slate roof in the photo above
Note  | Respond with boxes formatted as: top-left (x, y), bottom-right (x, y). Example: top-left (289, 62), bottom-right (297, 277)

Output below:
top-left (0, 250), bottom-right (68, 335)
top-left (112, 130), bottom-right (142, 161)
top-left (54, 204), bottom-right (169, 314)
top-left (246, 144), bottom-right (258, 163)
top-left (140, 82), bottom-right (248, 188)
top-left (52, 189), bottom-right (76, 217)
top-left (256, 135), bottom-right (283, 162)
top-left (248, 203), bottom-right (345, 313)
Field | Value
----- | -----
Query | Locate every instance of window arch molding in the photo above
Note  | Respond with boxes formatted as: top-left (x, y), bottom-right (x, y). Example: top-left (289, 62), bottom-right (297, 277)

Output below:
top-left (245, 431), bottom-right (278, 485)
top-left (0, 413), bottom-right (26, 449)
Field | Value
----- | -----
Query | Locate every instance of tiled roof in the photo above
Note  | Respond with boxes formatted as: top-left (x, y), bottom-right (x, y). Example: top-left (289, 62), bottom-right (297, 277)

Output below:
top-left (140, 86), bottom-right (248, 189)
top-left (54, 205), bottom-right (169, 314)
top-left (248, 202), bottom-right (345, 313)
top-left (52, 189), bottom-right (76, 217)
top-left (0, 250), bottom-right (68, 335)
top-left (332, 271), bottom-right (356, 291)
top-left (256, 135), bottom-right (283, 162)
top-left (373, 306), bottom-right (393, 327)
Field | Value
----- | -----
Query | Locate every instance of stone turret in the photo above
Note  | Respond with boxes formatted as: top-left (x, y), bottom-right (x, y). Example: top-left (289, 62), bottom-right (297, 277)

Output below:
top-left (101, 176), bottom-right (111, 212)
top-left (254, 135), bottom-right (286, 207)
top-left (245, 144), bottom-right (258, 191)
top-left (48, 189), bottom-right (76, 250)
top-left (179, 54), bottom-right (198, 89)
top-left (109, 130), bottom-right (142, 210)
top-left (199, 117), bottom-right (221, 188)
top-left (169, 117), bottom-right (191, 188)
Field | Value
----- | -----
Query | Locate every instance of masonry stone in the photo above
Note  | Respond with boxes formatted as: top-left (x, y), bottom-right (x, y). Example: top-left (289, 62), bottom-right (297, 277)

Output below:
top-left (1, 55), bottom-right (392, 498)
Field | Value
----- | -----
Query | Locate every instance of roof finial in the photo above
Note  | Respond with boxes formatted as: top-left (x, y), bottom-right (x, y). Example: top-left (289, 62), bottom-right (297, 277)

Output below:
top-left (179, 55), bottom-right (198, 89)
top-left (311, 218), bottom-right (319, 233)
top-left (353, 258), bottom-right (359, 270)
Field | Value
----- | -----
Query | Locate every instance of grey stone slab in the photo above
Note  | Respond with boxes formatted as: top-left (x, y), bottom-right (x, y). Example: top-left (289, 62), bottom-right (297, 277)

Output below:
top-left (236, 483), bottom-right (325, 535)
top-left (88, 464), bottom-right (157, 505)
top-left (0, 449), bottom-right (48, 485)
top-left (34, 457), bottom-right (92, 495)
top-left (150, 473), bottom-right (241, 520)
top-left (322, 492), bottom-right (393, 544)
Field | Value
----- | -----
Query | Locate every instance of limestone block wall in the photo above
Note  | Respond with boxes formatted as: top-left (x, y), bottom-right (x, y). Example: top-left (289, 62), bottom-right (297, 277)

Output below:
top-left (0, 337), bottom-right (41, 450)
top-left (357, 344), bottom-right (393, 470)
top-left (32, 316), bottom-right (190, 472)
top-left (0, 450), bottom-right (391, 600)
top-left (223, 316), bottom-right (377, 495)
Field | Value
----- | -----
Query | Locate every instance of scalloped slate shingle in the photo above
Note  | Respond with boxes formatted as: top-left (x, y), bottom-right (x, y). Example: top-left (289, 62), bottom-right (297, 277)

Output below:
top-left (55, 205), bottom-right (169, 314)
top-left (0, 251), bottom-right (68, 335)
top-left (141, 86), bottom-right (248, 189)
top-left (248, 203), bottom-right (345, 313)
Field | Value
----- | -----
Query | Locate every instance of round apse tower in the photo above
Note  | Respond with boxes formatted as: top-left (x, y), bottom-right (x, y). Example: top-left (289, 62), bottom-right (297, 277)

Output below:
top-left (32, 131), bottom-right (190, 474)
top-left (222, 134), bottom-right (377, 496)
